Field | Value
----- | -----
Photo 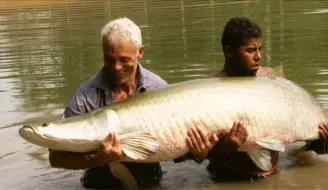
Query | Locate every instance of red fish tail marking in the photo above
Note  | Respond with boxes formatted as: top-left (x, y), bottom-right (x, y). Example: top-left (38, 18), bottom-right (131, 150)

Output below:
top-left (190, 119), bottom-right (203, 133)
top-left (243, 110), bottom-right (255, 136)
top-left (257, 110), bottom-right (265, 136)
top-left (259, 114), bottom-right (267, 138)
top-left (244, 111), bottom-right (251, 126)
top-left (181, 120), bottom-right (190, 139)
top-left (251, 113), bottom-right (259, 137)
top-left (170, 126), bottom-right (177, 140)
top-left (267, 113), bottom-right (275, 136)
top-left (164, 132), bottom-right (171, 144)
top-left (222, 118), bottom-right (230, 130)
top-left (209, 116), bottom-right (221, 133)
top-left (263, 115), bottom-right (269, 136)
top-left (157, 134), bottom-right (165, 146)
top-left (190, 119), bottom-right (197, 128)
top-left (190, 119), bottom-right (200, 128)
top-left (257, 113), bottom-right (263, 137)
top-left (200, 119), bottom-right (211, 133)
top-left (183, 120), bottom-right (190, 131)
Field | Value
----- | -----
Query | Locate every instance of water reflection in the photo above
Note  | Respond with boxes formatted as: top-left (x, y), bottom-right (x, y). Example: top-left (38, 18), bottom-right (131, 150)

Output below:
top-left (1, 0), bottom-right (328, 189)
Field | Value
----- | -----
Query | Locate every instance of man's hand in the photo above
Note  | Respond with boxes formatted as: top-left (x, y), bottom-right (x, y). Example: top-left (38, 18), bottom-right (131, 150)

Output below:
top-left (185, 121), bottom-right (248, 162)
top-left (186, 127), bottom-right (219, 161)
top-left (302, 122), bottom-right (328, 155)
top-left (318, 122), bottom-right (328, 140)
top-left (207, 121), bottom-right (248, 159)
top-left (49, 132), bottom-right (125, 170)
top-left (224, 121), bottom-right (248, 150)
top-left (91, 132), bottom-right (125, 163)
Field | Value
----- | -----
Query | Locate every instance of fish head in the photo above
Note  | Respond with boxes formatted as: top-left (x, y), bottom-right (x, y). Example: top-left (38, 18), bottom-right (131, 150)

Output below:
top-left (18, 121), bottom-right (81, 150)
top-left (19, 117), bottom-right (88, 141)
top-left (20, 121), bottom-right (53, 135)
top-left (18, 116), bottom-right (110, 152)
top-left (19, 122), bottom-right (55, 146)
top-left (18, 109), bottom-right (121, 152)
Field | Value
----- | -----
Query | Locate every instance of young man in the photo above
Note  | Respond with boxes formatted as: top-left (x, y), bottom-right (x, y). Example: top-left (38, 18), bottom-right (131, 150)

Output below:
top-left (185, 17), bottom-right (328, 181)
top-left (49, 17), bottom-right (167, 189)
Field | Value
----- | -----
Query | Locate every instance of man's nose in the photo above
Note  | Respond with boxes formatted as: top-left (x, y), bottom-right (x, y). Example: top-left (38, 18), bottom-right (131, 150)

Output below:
top-left (255, 50), bottom-right (262, 60)
top-left (112, 62), bottom-right (123, 71)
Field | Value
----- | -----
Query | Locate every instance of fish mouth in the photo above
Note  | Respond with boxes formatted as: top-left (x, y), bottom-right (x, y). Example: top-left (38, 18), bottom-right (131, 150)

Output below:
top-left (19, 124), bottom-right (46, 139)
top-left (19, 124), bottom-right (37, 137)
top-left (20, 122), bottom-right (50, 134)
top-left (19, 123), bottom-right (57, 149)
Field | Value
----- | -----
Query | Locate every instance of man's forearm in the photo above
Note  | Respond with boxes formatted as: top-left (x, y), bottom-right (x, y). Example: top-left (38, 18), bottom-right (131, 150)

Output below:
top-left (208, 151), bottom-right (264, 174)
top-left (207, 139), bottom-right (237, 160)
top-left (211, 151), bottom-right (278, 174)
top-left (173, 152), bottom-right (205, 164)
top-left (49, 150), bottom-right (113, 170)
top-left (304, 139), bottom-right (328, 154)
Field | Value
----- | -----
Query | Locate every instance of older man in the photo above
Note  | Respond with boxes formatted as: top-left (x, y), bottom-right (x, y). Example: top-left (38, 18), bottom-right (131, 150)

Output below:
top-left (49, 17), bottom-right (167, 189)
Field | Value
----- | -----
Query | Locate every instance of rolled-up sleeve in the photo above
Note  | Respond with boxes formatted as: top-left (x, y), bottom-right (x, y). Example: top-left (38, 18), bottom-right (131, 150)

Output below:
top-left (149, 79), bottom-right (168, 90)
top-left (62, 89), bottom-right (87, 119)
top-left (156, 80), bottom-right (168, 88)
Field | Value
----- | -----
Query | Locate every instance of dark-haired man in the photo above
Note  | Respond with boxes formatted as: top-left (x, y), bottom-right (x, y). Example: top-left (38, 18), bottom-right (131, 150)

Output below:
top-left (185, 17), bottom-right (328, 181)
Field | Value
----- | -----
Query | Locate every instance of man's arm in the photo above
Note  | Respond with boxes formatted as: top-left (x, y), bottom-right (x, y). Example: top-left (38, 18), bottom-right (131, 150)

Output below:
top-left (49, 132), bottom-right (124, 170)
top-left (208, 150), bottom-right (279, 174)
top-left (207, 129), bottom-right (278, 174)
top-left (174, 121), bottom-right (244, 164)
top-left (303, 122), bottom-right (328, 154)
top-left (49, 89), bottom-right (124, 170)
top-left (49, 150), bottom-right (106, 170)
top-left (186, 121), bottom-right (279, 174)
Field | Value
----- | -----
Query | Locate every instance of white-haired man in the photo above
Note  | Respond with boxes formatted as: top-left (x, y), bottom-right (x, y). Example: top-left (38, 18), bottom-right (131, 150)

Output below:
top-left (49, 17), bottom-right (167, 189)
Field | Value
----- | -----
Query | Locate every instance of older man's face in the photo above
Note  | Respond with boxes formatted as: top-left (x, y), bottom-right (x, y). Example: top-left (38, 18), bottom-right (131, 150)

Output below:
top-left (102, 39), bottom-right (143, 85)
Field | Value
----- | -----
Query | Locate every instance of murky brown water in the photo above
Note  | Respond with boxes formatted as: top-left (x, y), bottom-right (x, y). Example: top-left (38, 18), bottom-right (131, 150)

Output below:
top-left (1, 0), bottom-right (328, 189)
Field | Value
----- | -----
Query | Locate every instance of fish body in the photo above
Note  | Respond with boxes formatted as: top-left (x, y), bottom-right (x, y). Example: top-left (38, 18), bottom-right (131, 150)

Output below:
top-left (19, 74), bottom-right (327, 188)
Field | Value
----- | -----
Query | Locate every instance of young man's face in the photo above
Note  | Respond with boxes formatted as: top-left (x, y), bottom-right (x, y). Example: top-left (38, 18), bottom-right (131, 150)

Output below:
top-left (234, 37), bottom-right (262, 76)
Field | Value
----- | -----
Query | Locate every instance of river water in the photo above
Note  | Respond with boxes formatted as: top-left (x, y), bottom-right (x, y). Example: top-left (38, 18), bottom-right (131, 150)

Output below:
top-left (1, 0), bottom-right (328, 189)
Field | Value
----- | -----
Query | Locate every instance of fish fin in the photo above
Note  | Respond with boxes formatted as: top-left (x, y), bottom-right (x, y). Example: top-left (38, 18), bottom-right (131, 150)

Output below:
top-left (256, 137), bottom-right (286, 152)
top-left (119, 132), bottom-right (159, 160)
top-left (108, 162), bottom-right (137, 189)
top-left (247, 148), bottom-right (273, 171)
top-left (267, 64), bottom-right (284, 78)
top-left (247, 137), bottom-right (285, 171)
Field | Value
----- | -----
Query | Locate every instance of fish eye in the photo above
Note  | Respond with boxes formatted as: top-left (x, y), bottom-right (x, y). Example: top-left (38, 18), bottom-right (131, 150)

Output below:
top-left (42, 122), bottom-right (48, 127)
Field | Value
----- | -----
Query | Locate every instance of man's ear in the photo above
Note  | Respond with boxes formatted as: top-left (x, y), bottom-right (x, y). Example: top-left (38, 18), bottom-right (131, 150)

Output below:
top-left (137, 45), bottom-right (144, 60)
top-left (223, 45), bottom-right (234, 58)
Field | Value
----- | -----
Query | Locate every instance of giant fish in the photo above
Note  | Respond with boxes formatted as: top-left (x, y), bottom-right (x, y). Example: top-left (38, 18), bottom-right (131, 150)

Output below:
top-left (18, 68), bottom-right (327, 188)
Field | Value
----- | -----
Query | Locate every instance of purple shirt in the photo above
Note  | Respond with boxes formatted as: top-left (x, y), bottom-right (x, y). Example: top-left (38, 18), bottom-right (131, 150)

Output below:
top-left (63, 63), bottom-right (167, 118)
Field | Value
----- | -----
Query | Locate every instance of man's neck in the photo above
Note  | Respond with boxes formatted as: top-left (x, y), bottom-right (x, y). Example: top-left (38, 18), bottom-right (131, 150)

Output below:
top-left (113, 72), bottom-right (137, 92)
top-left (113, 80), bottom-right (135, 93)
top-left (221, 61), bottom-right (240, 77)
top-left (111, 68), bottom-right (138, 103)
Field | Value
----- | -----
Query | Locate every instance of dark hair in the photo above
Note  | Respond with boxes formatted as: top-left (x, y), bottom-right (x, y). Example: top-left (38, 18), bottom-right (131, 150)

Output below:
top-left (221, 17), bottom-right (262, 48)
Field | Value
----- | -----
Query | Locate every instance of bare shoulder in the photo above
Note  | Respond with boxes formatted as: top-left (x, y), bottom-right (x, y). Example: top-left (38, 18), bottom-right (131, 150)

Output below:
top-left (212, 70), bottom-right (227, 77)
top-left (256, 66), bottom-right (273, 76)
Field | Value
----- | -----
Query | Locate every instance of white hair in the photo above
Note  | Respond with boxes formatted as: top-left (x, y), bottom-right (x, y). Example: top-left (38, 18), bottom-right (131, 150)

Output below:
top-left (101, 17), bottom-right (142, 49)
